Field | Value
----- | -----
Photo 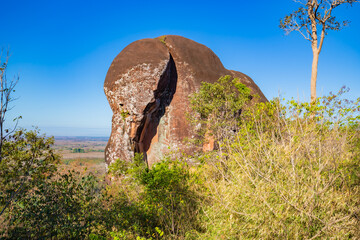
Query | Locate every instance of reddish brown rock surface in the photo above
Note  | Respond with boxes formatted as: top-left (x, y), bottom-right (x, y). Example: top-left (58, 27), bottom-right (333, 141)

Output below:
top-left (104, 35), bottom-right (266, 166)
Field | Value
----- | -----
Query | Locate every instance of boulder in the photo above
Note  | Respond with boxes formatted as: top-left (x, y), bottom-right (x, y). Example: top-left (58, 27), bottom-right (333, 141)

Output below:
top-left (104, 35), bottom-right (266, 166)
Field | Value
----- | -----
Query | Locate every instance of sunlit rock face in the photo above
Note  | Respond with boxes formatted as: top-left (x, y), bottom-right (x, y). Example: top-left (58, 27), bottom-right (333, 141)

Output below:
top-left (104, 35), bottom-right (266, 166)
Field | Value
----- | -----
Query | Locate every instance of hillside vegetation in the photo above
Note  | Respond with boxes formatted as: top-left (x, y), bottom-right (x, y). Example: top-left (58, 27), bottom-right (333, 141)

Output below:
top-left (1, 76), bottom-right (359, 239)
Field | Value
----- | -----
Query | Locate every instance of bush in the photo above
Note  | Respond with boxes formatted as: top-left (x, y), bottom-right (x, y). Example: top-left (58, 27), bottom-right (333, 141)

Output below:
top-left (189, 75), bottom-right (252, 146)
top-left (138, 157), bottom-right (200, 237)
top-left (0, 129), bottom-right (59, 221)
top-left (107, 154), bottom-right (201, 239)
top-left (2, 170), bottom-right (104, 239)
top-left (0, 130), bottom-right (106, 239)
top-left (192, 87), bottom-right (360, 239)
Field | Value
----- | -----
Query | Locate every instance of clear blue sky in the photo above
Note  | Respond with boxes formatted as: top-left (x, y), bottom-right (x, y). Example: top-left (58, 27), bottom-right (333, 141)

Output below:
top-left (2, 0), bottom-right (360, 137)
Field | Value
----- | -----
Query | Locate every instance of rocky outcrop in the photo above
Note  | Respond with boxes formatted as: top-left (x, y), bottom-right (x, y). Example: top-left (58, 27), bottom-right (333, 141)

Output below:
top-left (104, 35), bottom-right (266, 166)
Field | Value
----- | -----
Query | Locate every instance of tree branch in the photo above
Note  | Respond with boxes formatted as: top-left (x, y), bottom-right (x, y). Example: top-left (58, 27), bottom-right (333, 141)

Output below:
top-left (318, 24), bottom-right (326, 53)
top-left (294, 18), bottom-right (312, 40)
top-left (294, 0), bottom-right (307, 5)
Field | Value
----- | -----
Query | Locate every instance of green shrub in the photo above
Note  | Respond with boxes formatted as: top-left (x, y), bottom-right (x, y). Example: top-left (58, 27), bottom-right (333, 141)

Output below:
top-left (192, 87), bottom-right (360, 239)
top-left (107, 154), bottom-right (201, 239)
top-left (2, 170), bottom-right (104, 239)
top-left (0, 129), bottom-right (59, 221)
top-left (189, 75), bottom-right (252, 146)
top-left (138, 157), bottom-right (200, 237)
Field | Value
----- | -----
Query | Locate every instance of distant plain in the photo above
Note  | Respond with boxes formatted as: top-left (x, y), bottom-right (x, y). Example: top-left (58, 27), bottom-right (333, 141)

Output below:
top-left (54, 136), bottom-right (108, 177)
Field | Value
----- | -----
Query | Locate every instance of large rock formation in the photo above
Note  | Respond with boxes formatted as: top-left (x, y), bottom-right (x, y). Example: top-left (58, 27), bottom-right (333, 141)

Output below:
top-left (104, 35), bottom-right (266, 166)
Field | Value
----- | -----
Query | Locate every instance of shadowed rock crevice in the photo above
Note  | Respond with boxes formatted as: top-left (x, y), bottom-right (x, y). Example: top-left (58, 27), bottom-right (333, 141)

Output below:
top-left (132, 54), bottom-right (177, 165)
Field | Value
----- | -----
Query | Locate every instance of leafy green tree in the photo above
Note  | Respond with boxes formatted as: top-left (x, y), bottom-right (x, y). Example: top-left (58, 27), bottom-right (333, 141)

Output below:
top-left (3, 171), bottom-right (103, 239)
top-left (189, 75), bottom-right (252, 147)
top-left (72, 148), bottom-right (85, 153)
top-left (280, 0), bottom-right (359, 102)
top-left (0, 51), bottom-right (59, 224)
top-left (0, 129), bottom-right (59, 217)
top-left (0, 50), bottom-right (108, 239)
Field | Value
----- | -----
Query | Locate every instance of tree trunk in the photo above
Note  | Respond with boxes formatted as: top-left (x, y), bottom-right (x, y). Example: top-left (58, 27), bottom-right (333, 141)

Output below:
top-left (311, 48), bottom-right (319, 102)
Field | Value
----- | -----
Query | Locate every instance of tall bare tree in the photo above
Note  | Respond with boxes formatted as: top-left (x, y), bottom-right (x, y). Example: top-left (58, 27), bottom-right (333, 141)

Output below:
top-left (280, 0), bottom-right (359, 102)
top-left (0, 50), bottom-right (19, 163)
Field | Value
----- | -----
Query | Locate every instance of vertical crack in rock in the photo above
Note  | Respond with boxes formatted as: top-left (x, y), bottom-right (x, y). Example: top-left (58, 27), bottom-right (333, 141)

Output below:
top-left (133, 54), bottom-right (177, 165)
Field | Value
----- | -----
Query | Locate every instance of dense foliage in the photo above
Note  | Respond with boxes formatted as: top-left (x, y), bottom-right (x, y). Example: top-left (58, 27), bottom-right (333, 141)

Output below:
top-left (1, 76), bottom-right (359, 239)
top-left (103, 154), bottom-right (201, 239)
top-left (0, 129), bottom-right (59, 218)
top-left (189, 75), bottom-right (252, 145)
top-left (4, 171), bottom-right (102, 239)
top-left (193, 86), bottom-right (360, 239)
